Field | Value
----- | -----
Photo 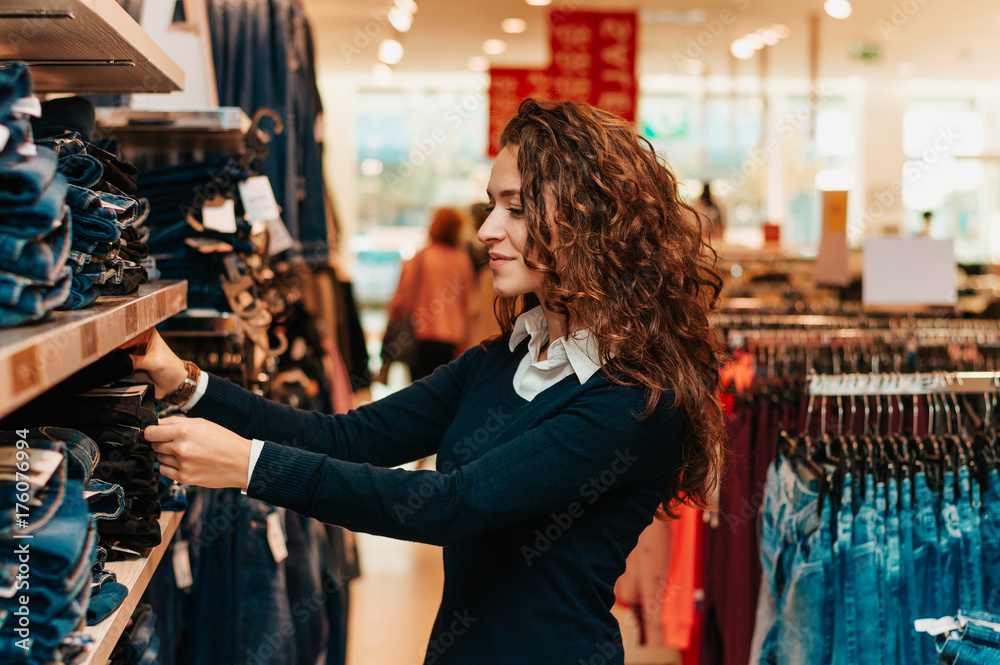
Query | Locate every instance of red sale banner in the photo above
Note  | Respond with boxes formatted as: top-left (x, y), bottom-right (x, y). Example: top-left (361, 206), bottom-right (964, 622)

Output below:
top-left (549, 10), bottom-right (637, 123)
top-left (487, 67), bottom-right (552, 157)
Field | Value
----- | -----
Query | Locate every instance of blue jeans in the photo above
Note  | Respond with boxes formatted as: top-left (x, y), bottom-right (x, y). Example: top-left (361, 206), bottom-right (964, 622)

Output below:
top-left (0, 147), bottom-right (57, 205)
top-left (914, 471), bottom-right (942, 663)
top-left (0, 265), bottom-right (71, 321)
top-left (958, 466), bottom-right (984, 612)
top-left (852, 474), bottom-right (882, 665)
top-left (940, 471), bottom-right (962, 618)
top-left (982, 470), bottom-right (1000, 614)
top-left (0, 168), bottom-right (68, 232)
top-left (0, 62), bottom-right (34, 119)
top-left (883, 477), bottom-right (901, 665)
top-left (0, 215), bottom-right (70, 283)
top-left (898, 475), bottom-right (923, 664)
top-left (832, 473), bottom-right (855, 665)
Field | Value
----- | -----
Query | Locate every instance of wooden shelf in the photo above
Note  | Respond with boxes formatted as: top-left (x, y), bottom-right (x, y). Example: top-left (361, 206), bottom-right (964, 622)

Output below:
top-left (78, 510), bottom-right (184, 665)
top-left (95, 107), bottom-right (251, 153)
top-left (0, 0), bottom-right (185, 93)
top-left (0, 281), bottom-right (187, 419)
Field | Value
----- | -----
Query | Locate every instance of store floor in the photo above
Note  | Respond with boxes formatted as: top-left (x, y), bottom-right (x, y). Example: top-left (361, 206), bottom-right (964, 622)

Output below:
top-left (346, 533), bottom-right (682, 665)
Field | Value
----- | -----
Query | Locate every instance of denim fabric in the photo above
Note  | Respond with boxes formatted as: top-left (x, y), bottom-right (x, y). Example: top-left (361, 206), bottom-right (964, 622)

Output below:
top-left (898, 475), bottom-right (922, 665)
top-left (960, 621), bottom-right (1000, 649)
top-left (914, 471), bottom-right (941, 663)
top-left (882, 478), bottom-right (901, 665)
top-left (58, 271), bottom-right (102, 310)
top-left (87, 479), bottom-right (126, 521)
top-left (0, 116), bottom-right (33, 160)
top-left (831, 473), bottom-right (855, 665)
top-left (35, 131), bottom-right (87, 158)
top-left (0, 215), bottom-right (70, 282)
top-left (0, 62), bottom-right (34, 119)
top-left (852, 474), bottom-right (882, 665)
top-left (0, 169), bottom-right (68, 233)
top-left (959, 466), bottom-right (985, 612)
top-left (178, 489), bottom-right (297, 665)
top-left (65, 184), bottom-right (138, 230)
top-left (940, 471), bottom-right (962, 617)
top-left (0, 147), bottom-right (56, 205)
top-left (982, 470), bottom-right (1000, 613)
top-left (0, 265), bottom-right (71, 323)
top-left (59, 153), bottom-right (104, 189)
top-left (938, 634), bottom-right (1000, 665)
top-left (100, 266), bottom-right (147, 296)
top-left (86, 581), bottom-right (128, 625)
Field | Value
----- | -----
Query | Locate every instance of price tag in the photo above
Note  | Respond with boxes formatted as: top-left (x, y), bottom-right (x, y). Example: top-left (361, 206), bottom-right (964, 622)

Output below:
top-left (11, 96), bottom-right (41, 117)
top-left (0, 124), bottom-right (9, 153)
top-left (238, 175), bottom-right (282, 223)
top-left (266, 512), bottom-right (289, 563)
top-left (172, 540), bottom-right (194, 589)
top-left (202, 198), bottom-right (238, 233)
top-left (267, 217), bottom-right (295, 255)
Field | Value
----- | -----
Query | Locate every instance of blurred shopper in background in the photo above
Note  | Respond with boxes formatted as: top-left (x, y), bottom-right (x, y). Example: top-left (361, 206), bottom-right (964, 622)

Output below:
top-left (467, 201), bottom-right (502, 347)
top-left (378, 207), bottom-right (475, 382)
top-left (695, 183), bottom-right (724, 245)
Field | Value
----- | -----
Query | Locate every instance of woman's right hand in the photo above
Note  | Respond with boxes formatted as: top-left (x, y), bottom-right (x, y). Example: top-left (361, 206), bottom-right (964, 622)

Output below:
top-left (120, 329), bottom-right (188, 399)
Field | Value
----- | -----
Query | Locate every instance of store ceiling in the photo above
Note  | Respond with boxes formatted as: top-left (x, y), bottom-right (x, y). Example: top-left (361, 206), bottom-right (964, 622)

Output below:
top-left (302, 0), bottom-right (1000, 82)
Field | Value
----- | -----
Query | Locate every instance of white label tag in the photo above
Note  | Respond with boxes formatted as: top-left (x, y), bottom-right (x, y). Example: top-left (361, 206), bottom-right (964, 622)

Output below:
top-left (267, 217), bottom-right (296, 255)
top-left (0, 124), bottom-right (9, 153)
top-left (914, 617), bottom-right (961, 636)
top-left (238, 175), bottom-right (282, 223)
top-left (202, 198), bottom-right (238, 233)
top-left (100, 200), bottom-right (129, 213)
top-left (17, 142), bottom-right (36, 157)
top-left (11, 96), bottom-right (41, 118)
top-left (172, 540), bottom-right (194, 589)
top-left (266, 512), bottom-right (289, 563)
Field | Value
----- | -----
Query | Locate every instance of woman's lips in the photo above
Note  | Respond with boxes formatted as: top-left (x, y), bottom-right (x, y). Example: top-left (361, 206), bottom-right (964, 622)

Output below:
top-left (489, 255), bottom-right (514, 270)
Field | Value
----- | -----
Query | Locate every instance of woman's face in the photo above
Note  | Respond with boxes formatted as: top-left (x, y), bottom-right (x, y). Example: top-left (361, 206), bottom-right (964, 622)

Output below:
top-left (479, 146), bottom-right (545, 299)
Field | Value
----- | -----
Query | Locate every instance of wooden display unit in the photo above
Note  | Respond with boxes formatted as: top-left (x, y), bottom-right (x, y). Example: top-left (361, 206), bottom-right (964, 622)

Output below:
top-left (0, 0), bottom-right (185, 93)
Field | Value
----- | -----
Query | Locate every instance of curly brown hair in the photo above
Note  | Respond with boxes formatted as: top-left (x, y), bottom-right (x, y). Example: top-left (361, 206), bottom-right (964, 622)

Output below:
top-left (495, 98), bottom-right (727, 516)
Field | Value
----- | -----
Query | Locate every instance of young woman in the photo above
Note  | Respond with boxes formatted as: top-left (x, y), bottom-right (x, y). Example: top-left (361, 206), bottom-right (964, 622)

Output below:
top-left (129, 98), bottom-right (726, 664)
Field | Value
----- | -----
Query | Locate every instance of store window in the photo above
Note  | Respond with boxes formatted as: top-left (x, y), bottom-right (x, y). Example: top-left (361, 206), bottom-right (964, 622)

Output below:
top-left (902, 98), bottom-right (989, 262)
top-left (353, 88), bottom-right (491, 305)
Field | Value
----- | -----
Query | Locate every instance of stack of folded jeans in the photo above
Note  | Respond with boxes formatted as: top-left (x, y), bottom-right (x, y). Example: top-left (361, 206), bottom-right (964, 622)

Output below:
top-left (10, 384), bottom-right (164, 553)
top-left (110, 603), bottom-right (160, 665)
top-left (0, 62), bottom-right (72, 327)
top-left (32, 97), bottom-right (153, 306)
top-left (915, 610), bottom-right (1000, 664)
top-left (0, 429), bottom-right (98, 664)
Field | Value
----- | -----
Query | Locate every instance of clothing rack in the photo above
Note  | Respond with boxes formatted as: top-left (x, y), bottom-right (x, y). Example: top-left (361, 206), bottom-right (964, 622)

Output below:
top-left (809, 372), bottom-right (1000, 396)
top-left (728, 327), bottom-right (1000, 349)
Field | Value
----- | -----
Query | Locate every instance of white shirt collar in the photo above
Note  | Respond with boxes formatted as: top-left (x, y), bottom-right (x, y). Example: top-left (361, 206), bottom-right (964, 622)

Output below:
top-left (509, 306), bottom-right (603, 384)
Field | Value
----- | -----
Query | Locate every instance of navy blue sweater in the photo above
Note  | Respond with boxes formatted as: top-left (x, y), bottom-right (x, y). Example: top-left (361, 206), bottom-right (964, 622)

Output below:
top-left (189, 338), bottom-right (684, 664)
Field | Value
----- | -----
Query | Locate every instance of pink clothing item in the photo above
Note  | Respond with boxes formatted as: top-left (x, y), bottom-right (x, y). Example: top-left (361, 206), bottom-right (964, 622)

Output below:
top-left (389, 243), bottom-right (475, 347)
top-left (322, 338), bottom-right (355, 415)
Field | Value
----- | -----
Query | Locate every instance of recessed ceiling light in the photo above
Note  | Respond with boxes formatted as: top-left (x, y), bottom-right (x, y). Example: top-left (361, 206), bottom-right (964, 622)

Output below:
top-left (730, 39), bottom-right (754, 60)
top-left (744, 33), bottom-right (764, 50)
top-left (526, 0), bottom-right (552, 5)
top-left (394, 0), bottom-right (418, 15)
top-left (502, 18), bottom-right (527, 34)
top-left (468, 56), bottom-right (490, 72)
top-left (483, 39), bottom-right (507, 55)
top-left (824, 0), bottom-right (852, 19)
top-left (770, 23), bottom-right (790, 39)
top-left (388, 7), bottom-right (413, 32)
top-left (378, 39), bottom-right (404, 65)
top-left (760, 29), bottom-right (779, 46)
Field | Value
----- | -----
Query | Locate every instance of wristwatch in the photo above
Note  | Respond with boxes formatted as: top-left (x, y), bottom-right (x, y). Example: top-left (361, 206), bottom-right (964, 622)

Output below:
top-left (164, 361), bottom-right (201, 406)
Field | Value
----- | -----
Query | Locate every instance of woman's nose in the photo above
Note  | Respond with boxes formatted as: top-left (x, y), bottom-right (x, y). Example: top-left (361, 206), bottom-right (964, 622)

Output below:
top-left (477, 209), bottom-right (503, 244)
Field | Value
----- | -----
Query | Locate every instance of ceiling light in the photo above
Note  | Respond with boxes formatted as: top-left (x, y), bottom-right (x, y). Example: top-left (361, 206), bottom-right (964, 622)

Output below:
top-left (377, 39), bottom-right (404, 65)
top-left (760, 29), bottom-right (779, 46)
top-left (361, 158), bottom-right (384, 175)
top-left (525, 0), bottom-right (552, 5)
top-left (770, 23), bottom-right (790, 39)
top-left (467, 56), bottom-right (490, 72)
top-left (483, 39), bottom-right (507, 55)
top-left (730, 39), bottom-right (755, 60)
top-left (502, 18), bottom-right (527, 34)
top-left (372, 64), bottom-right (392, 86)
top-left (394, 0), bottom-right (418, 15)
top-left (824, 0), bottom-right (852, 19)
top-left (744, 33), bottom-right (764, 50)
top-left (388, 7), bottom-right (413, 32)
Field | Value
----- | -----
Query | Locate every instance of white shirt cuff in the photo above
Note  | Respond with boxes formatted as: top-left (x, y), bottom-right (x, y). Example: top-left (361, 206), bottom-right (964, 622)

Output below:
top-left (179, 370), bottom-right (209, 413)
top-left (242, 439), bottom-right (265, 495)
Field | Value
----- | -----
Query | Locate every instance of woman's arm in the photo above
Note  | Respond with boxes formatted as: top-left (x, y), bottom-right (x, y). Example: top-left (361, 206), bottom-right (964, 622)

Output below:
top-left (128, 328), bottom-right (480, 468)
top-left (244, 383), bottom-right (681, 546)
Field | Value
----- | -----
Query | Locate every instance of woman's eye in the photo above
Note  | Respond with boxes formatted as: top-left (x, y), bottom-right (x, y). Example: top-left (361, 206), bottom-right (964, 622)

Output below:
top-left (484, 206), bottom-right (495, 214)
top-left (507, 207), bottom-right (524, 216)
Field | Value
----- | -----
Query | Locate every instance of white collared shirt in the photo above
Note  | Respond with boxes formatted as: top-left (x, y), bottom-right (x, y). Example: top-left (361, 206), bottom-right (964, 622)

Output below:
top-left (508, 306), bottom-right (603, 401)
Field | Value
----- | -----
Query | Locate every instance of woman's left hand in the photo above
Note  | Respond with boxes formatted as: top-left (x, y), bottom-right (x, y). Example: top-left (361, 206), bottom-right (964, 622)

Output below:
top-left (145, 416), bottom-right (253, 490)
